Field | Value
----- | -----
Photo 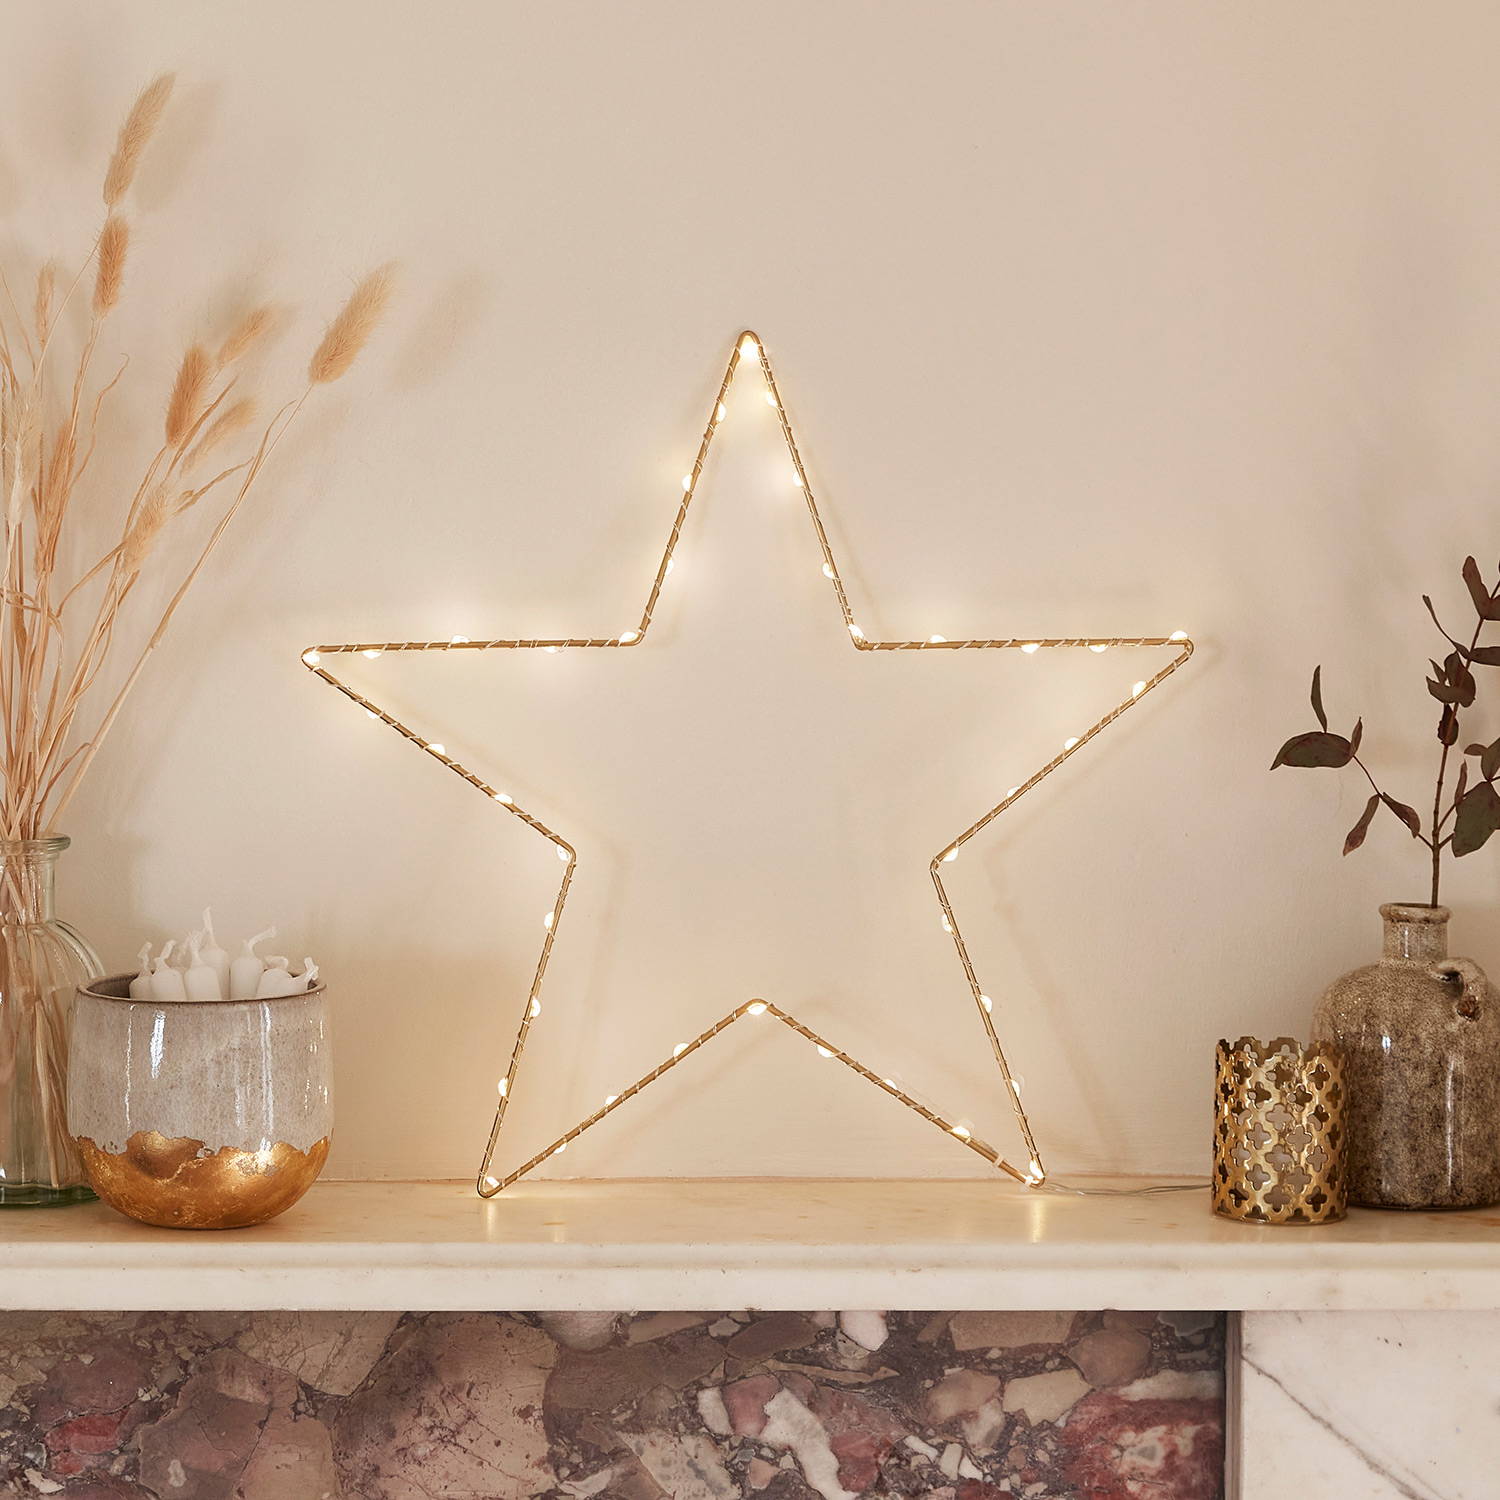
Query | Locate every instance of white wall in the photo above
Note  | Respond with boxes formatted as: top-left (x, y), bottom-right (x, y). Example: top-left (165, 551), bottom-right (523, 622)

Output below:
top-left (7, 1), bottom-right (1500, 1182)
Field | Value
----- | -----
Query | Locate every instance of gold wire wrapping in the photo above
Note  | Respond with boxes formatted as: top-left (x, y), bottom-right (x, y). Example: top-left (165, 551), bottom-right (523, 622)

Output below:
top-left (302, 330), bottom-right (1195, 1197)
top-left (1213, 1036), bottom-right (1347, 1225)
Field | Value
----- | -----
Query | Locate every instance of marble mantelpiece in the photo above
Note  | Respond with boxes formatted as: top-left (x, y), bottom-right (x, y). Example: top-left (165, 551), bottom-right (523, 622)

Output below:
top-left (1236, 1310), bottom-right (1497, 1500)
top-left (1, 1178), bottom-right (1498, 1312)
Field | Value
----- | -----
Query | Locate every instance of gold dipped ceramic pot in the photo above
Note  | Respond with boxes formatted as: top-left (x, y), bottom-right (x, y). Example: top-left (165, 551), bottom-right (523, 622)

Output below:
top-left (66, 974), bottom-right (331, 1229)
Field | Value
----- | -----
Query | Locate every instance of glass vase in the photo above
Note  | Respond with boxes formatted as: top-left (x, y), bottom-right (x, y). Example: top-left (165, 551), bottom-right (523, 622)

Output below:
top-left (0, 837), bottom-right (100, 1205)
top-left (1312, 903), bottom-right (1500, 1209)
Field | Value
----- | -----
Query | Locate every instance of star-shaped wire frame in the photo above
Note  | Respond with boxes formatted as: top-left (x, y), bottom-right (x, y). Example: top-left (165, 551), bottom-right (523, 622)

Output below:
top-left (303, 331), bottom-right (1194, 1197)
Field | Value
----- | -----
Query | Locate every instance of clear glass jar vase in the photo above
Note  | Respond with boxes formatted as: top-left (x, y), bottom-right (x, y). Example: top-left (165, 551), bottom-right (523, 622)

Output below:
top-left (0, 837), bottom-right (100, 1205)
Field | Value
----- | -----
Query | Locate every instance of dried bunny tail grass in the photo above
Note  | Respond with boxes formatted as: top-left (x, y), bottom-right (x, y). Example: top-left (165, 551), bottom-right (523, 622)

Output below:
top-left (164, 344), bottom-right (211, 446)
top-left (215, 305), bottom-right (276, 367)
top-left (119, 482), bottom-right (173, 576)
top-left (308, 265), bottom-right (394, 384)
top-left (103, 73), bottom-right (176, 208)
top-left (186, 396), bottom-right (256, 466)
top-left (93, 216), bottom-right (128, 317)
top-left (33, 263), bottom-right (55, 345)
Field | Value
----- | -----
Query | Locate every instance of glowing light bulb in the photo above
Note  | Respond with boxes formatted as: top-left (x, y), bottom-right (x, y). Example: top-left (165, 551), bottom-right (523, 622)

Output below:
top-left (673, 1042), bottom-right (689, 1058)
top-left (301, 649), bottom-right (321, 665)
top-left (544, 645), bottom-right (560, 654)
top-left (1132, 680), bottom-right (1147, 697)
top-left (941, 916), bottom-right (954, 934)
top-left (451, 634), bottom-right (470, 645)
top-left (716, 402), bottom-right (727, 423)
top-left (682, 474), bottom-right (693, 491)
top-left (605, 1094), bottom-right (619, 1105)
top-left (665, 558), bottom-right (675, 575)
top-left (764, 392), bottom-right (778, 408)
top-left (543, 911), bottom-right (554, 930)
top-left (747, 1001), bottom-right (768, 1015)
top-left (361, 648), bottom-right (383, 659)
top-left (1010, 1076), bottom-right (1024, 1096)
top-left (555, 844), bottom-right (569, 862)
top-left (497, 1078), bottom-right (508, 1096)
top-left (618, 629), bottom-right (640, 644)
top-left (816, 1045), bottom-right (834, 1059)
top-left (793, 474), bottom-right (805, 488)
top-left (529, 997), bottom-right (541, 1017)
top-left (848, 624), bottom-right (865, 640)
top-left (882, 1078), bottom-right (897, 1088)
top-left (554, 1142), bottom-right (567, 1154)
top-left (951, 1124), bottom-right (971, 1140)
top-left (1088, 643), bottom-right (1108, 653)
top-left (740, 336), bottom-right (759, 358)
top-left (942, 847), bottom-right (959, 863)
top-left (1063, 736), bottom-right (1079, 750)
top-left (1006, 786), bottom-right (1020, 798)
top-left (484, 1175), bottom-right (499, 1189)
top-left (929, 634), bottom-right (947, 644)
top-left (1020, 642), bottom-right (1040, 654)
top-left (427, 743), bottom-right (446, 756)
top-left (980, 994), bottom-right (993, 1012)
top-left (365, 709), bottom-right (378, 721)
top-left (494, 791), bottom-right (513, 804)
top-left (1170, 630), bottom-right (1188, 641)
top-left (1028, 1157), bottom-right (1044, 1181)
top-left (822, 563), bottom-right (834, 579)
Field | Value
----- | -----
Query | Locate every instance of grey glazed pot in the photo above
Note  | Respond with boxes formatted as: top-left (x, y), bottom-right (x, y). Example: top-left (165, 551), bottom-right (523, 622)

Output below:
top-left (1311, 903), bottom-right (1500, 1209)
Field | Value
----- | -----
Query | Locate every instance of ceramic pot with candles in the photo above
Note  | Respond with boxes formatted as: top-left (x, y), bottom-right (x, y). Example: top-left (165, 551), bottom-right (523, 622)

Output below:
top-left (66, 971), bottom-right (332, 1228)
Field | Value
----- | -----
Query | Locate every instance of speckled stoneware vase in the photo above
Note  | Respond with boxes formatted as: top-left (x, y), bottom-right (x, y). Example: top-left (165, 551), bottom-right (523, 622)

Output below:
top-left (1311, 904), bottom-right (1500, 1210)
top-left (66, 973), bottom-right (332, 1229)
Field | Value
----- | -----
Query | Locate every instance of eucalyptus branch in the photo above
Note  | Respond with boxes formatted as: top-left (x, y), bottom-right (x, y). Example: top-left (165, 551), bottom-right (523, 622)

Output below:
top-left (1275, 556), bottom-right (1500, 905)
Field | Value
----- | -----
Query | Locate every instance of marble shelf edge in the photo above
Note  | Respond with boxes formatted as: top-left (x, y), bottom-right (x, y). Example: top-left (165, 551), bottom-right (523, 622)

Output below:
top-left (0, 1178), bottom-right (1496, 1312)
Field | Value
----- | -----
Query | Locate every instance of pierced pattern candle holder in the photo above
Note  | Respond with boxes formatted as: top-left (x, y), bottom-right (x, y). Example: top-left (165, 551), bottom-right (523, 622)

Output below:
top-left (1213, 1036), bottom-right (1347, 1225)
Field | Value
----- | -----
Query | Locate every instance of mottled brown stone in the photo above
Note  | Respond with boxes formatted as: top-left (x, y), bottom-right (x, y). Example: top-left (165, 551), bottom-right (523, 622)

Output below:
top-left (232, 1310), bottom-right (399, 1395)
top-left (1070, 1328), bottom-right (1152, 1388)
top-left (137, 1349), bottom-right (297, 1500)
top-left (925, 1369), bottom-right (1001, 1424)
top-left (332, 1313), bottom-right (554, 1497)
top-left (548, 1344), bottom-right (670, 1412)
top-left (725, 1313), bottom-right (820, 1362)
top-left (949, 1311), bottom-right (1074, 1351)
top-left (0, 1308), bottom-right (1225, 1500)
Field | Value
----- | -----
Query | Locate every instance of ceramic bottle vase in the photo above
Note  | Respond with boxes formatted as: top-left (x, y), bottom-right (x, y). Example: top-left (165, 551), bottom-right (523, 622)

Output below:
top-left (1312, 903), bottom-right (1500, 1209)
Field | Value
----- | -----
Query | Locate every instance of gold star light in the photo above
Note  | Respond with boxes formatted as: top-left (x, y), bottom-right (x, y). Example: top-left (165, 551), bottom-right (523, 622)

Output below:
top-left (302, 332), bottom-right (1193, 1197)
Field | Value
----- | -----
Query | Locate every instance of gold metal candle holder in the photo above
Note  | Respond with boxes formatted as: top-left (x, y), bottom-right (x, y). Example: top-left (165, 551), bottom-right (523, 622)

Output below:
top-left (1213, 1036), bottom-right (1346, 1225)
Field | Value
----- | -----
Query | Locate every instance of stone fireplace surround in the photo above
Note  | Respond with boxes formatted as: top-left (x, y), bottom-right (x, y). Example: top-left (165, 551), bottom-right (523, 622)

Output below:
top-left (1, 1177), bottom-right (1495, 1499)
top-left (0, 1307), bottom-right (1224, 1498)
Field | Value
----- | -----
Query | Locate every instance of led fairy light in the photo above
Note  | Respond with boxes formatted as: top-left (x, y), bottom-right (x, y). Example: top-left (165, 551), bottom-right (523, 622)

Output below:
top-left (302, 329), bottom-right (1195, 1197)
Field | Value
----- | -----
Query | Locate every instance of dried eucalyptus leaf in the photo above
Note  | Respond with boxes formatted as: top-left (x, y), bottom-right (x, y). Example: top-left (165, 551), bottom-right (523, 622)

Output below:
top-left (1271, 731), bottom-right (1354, 770)
top-left (1380, 793), bottom-right (1422, 837)
top-left (1484, 740), bottom-right (1500, 781)
top-left (1462, 557), bottom-right (1500, 620)
top-left (1344, 794), bottom-right (1380, 855)
top-left (1454, 781), bottom-right (1500, 856)
top-left (1469, 646), bottom-right (1500, 666)
top-left (1440, 704), bottom-right (1461, 745)
top-left (1310, 666), bottom-right (1327, 731)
